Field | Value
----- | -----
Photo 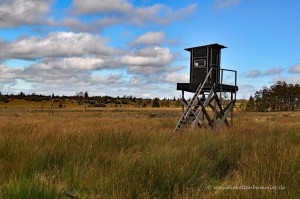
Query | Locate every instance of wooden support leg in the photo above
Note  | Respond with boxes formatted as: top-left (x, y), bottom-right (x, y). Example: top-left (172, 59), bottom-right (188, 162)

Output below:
top-left (213, 91), bottom-right (217, 129)
top-left (231, 92), bottom-right (233, 127)
top-left (200, 103), bottom-right (214, 129)
top-left (182, 90), bottom-right (184, 113)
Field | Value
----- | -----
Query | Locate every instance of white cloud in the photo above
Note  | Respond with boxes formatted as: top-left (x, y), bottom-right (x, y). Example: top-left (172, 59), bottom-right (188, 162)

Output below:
top-left (215, 0), bottom-right (241, 9)
top-left (130, 31), bottom-right (166, 47)
top-left (0, 64), bottom-right (20, 83)
top-left (90, 74), bottom-right (124, 84)
top-left (0, 56), bottom-right (124, 86)
top-left (158, 72), bottom-right (189, 83)
top-left (120, 46), bottom-right (173, 67)
top-left (264, 67), bottom-right (284, 76)
top-left (0, 0), bottom-right (53, 27)
top-left (60, 17), bottom-right (94, 32)
top-left (246, 67), bottom-right (284, 78)
top-left (72, 0), bottom-right (132, 15)
top-left (246, 70), bottom-right (261, 78)
top-left (29, 57), bottom-right (105, 71)
top-left (288, 65), bottom-right (300, 73)
top-left (126, 66), bottom-right (155, 75)
top-left (2, 32), bottom-right (120, 60)
top-left (65, 1), bottom-right (197, 31)
top-left (0, 63), bottom-right (125, 98)
top-left (129, 76), bottom-right (142, 85)
top-left (119, 46), bottom-right (183, 75)
top-left (60, 17), bottom-right (119, 32)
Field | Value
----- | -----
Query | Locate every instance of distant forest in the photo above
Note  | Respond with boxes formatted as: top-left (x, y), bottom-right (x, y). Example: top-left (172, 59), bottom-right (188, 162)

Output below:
top-left (246, 81), bottom-right (300, 112)
top-left (1, 81), bottom-right (299, 111)
top-left (0, 91), bottom-right (182, 108)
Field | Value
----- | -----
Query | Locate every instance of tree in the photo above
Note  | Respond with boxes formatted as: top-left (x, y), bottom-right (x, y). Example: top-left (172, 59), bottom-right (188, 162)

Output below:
top-left (152, 98), bottom-right (160, 107)
top-left (246, 95), bottom-right (255, 111)
top-left (84, 91), bottom-right (89, 99)
top-left (76, 91), bottom-right (84, 98)
top-left (250, 81), bottom-right (300, 112)
top-left (19, 91), bottom-right (25, 97)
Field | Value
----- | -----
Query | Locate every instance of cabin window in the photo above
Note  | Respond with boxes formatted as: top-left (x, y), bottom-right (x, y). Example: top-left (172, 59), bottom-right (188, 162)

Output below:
top-left (194, 59), bottom-right (206, 68)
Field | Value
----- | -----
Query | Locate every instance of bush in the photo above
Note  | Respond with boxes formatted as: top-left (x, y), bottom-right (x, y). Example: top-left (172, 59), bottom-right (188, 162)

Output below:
top-left (0, 96), bottom-right (10, 103)
top-left (175, 99), bottom-right (182, 108)
top-left (121, 99), bottom-right (129, 104)
top-left (30, 97), bottom-right (43, 102)
top-left (95, 103), bottom-right (106, 107)
top-left (88, 100), bottom-right (97, 105)
top-left (152, 98), bottom-right (160, 107)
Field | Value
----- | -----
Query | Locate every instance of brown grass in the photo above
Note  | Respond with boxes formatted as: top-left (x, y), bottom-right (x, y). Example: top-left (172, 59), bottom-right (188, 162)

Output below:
top-left (0, 109), bottom-right (299, 198)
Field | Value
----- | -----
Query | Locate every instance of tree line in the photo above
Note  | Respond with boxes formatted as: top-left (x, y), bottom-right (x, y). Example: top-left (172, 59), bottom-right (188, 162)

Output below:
top-left (0, 91), bottom-right (183, 108)
top-left (247, 81), bottom-right (300, 112)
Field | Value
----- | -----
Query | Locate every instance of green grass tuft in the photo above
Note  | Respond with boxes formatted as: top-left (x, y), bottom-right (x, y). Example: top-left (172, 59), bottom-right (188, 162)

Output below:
top-left (1, 175), bottom-right (61, 199)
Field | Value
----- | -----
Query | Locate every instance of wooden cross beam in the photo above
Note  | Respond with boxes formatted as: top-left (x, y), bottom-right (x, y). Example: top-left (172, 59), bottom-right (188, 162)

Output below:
top-left (212, 91), bottom-right (230, 126)
top-left (216, 101), bottom-right (234, 129)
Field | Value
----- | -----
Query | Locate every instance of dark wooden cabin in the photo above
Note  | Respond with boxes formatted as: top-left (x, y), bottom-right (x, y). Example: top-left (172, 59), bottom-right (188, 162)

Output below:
top-left (177, 43), bottom-right (238, 93)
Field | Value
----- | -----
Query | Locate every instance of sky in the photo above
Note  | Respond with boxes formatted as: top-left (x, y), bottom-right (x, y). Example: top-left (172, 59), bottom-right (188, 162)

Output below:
top-left (0, 0), bottom-right (299, 99)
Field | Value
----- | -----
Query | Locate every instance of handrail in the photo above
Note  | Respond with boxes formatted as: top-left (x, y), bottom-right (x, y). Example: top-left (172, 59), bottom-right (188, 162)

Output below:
top-left (219, 68), bottom-right (237, 101)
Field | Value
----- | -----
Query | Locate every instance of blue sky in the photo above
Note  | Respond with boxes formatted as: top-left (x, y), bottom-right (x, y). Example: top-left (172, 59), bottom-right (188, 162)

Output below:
top-left (0, 0), bottom-right (299, 99)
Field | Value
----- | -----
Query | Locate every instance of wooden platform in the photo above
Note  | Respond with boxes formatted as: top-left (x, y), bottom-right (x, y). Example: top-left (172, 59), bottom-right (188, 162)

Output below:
top-left (177, 83), bottom-right (238, 93)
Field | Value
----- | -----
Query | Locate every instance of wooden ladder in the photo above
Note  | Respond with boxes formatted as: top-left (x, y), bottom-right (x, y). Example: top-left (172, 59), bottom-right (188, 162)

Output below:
top-left (174, 68), bottom-right (213, 132)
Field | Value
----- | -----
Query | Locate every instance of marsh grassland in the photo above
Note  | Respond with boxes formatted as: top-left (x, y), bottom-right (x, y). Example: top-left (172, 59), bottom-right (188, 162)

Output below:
top-left (0, 108), bottom-right (299, 198)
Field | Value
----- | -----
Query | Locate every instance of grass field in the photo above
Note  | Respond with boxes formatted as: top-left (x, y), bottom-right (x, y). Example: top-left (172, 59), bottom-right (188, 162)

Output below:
top-left (0, 108), bottom-right (299, 198)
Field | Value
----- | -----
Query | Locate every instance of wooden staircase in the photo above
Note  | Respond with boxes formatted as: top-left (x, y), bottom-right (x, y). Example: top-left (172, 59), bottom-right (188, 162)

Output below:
top-left (174, 68), bottom-right (236, 132)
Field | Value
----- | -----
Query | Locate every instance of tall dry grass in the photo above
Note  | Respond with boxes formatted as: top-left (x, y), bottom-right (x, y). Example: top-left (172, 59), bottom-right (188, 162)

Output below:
top-left (0, 110), bottom-right (299, 198)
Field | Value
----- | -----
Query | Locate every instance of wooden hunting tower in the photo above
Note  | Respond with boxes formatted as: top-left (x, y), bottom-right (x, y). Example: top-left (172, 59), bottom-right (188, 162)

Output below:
top-left (174, 44), bottom-right (238, 132)
top-left (188, 43), bottom-right (224, 85)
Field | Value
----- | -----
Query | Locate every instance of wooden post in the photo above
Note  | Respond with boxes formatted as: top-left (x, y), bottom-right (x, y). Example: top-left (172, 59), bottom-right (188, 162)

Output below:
top-left (182, 90), bottom-right (184, 113)
top-left (231, 92), bottom-right (233, 127)
top-left (211, 84), bottom-right (217, 129)
top-left (213, 93), bottom-right (217, 129)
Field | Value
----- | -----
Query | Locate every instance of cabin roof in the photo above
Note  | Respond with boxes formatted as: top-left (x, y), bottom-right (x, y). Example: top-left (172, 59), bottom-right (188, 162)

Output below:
top-left (185, 43), bottom-right (227, 52)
